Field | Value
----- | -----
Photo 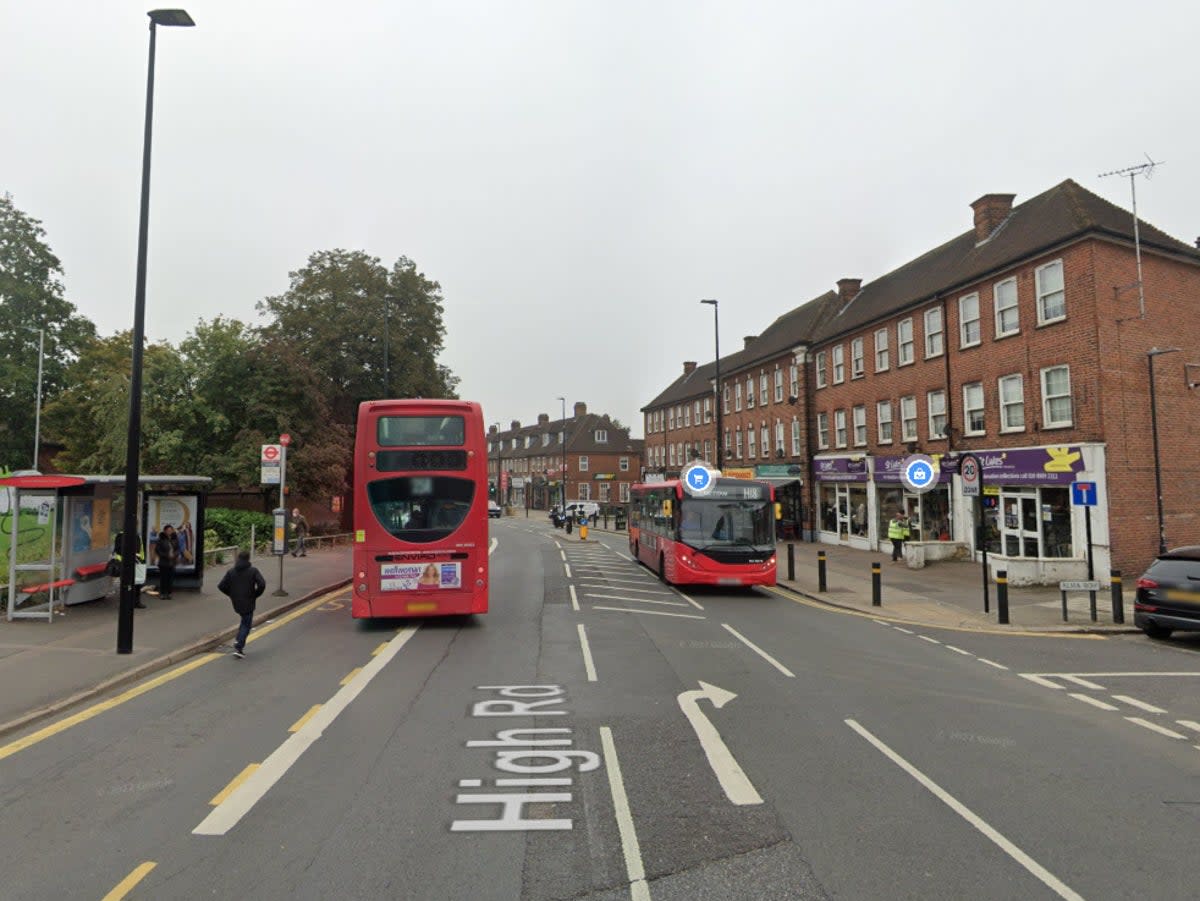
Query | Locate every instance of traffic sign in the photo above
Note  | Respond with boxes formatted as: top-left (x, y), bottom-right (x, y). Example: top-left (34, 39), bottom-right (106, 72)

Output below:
top-left (900, 454), bottom-right (937, 494)
top-left (261, 444), bottom-right (281, 462)
top-left (280, 433), bottom-right (292, 447)
top-left (960, 453), bottom-right (981, 497)
top-left (1071, 481), bottom-right (1097, 506)
top-left (261, 443), bottom-right (283, 485)
top-left (682, 463), bottom-right (715, 496)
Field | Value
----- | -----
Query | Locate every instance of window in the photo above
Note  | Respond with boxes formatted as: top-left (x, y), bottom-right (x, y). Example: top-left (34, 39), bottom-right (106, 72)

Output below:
top-left (683, 405), bottom-right (690, 427)
top-left (852, 405), bottom-right (867, 446)
top-left (877, 400), bottom-right (893, 443)
top-left (791, 418), bottom-right (801, 456)
top-left (834, 409), bottom-right (847, 448)
top-left (832, 345), bottom-right (845, 384)
top-left (994, 278), bottom-right (1019, 337)
top-left (619, 482), bottom-right (630, 503)
top-left (851, 337), bottom-right (865, 378)
top-left (874, 328), bottom-right (889, 371)
top-left (775, 420), bottom-right (785, 454)
top-left (1041, 365), bottom-right (1073, 427)
top-left (898, 318), bottom-right (914, 365)
top-left (723, 429), bottom-right (730, 458)
top-left (959, 293), bottom-right (980, 347)
top-left (963, 382), bottom-right (985, 435)
top-left (704, 397), bottom-right (712, 422)
top-left (789, 364), bottom-right (799, 398)
top-left (668, 408), bottom-right (675, 430)
top-left (815, 350), bottom-right (827, 389)
top-left (560, 430), bottom-right (566, 444)
top-left (900, 395), bottom-right (917, 442)
top-left (927, 390), bottom-right (946, 439)
top-left (542, 432), bottom-right (550, 446)
top-left (760, 373), bottom-right (769, 403)
top-left (924, 307), bottom-right (944, 357)
top-left (736, 428), bottom-right (744, 459)
top-left (599, 482), bottom-right (611, 502)
top-left (693, 400), bottom-right (700, 424)
top-left (595, 429), bottom-right (608, 443)
top-left (817, 412), bottom-right (829, 449)
top-left (774, 368), bottom-right (784, 402)
top-left (1036, 260), bottom-right (1065, 324)
top-left (748, 426), bottom-right (756, 458)
top-left (746, 376), bottom-right (755, 409)
top-left (619, 457), bottom-right (629, 471)
top-left (999, 374), bottom-right (1024, 431)
top-left (579, 483), bottom-right (591, 501)
top-left (760, 424), bottom-right (769, 458)
top-left (723, 385), bottom-right (730, 414)
top-left (735, 383), bottom-right (743, 411)
top-left (578, 455), bottom-right (589, 472)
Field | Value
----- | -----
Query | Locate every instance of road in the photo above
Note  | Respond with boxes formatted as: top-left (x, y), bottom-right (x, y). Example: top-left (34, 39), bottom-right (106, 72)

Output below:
top-left (3, 518), bottom-right (1200, 899)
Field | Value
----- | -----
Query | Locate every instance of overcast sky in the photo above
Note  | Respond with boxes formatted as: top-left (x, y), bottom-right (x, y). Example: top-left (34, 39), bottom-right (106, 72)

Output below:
top-left (5, 1), bottom-right (1196, 438)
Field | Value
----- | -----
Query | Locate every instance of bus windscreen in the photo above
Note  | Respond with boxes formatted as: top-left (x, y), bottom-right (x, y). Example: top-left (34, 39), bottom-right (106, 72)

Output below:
top-left (679, 498), bottom-right (774, 550)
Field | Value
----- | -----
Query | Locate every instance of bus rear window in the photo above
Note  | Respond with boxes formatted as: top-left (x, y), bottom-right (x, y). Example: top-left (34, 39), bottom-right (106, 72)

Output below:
top-left (367, 475), bottom-right (476, 543)
top-left (377, 416), bottom-right (465, 447)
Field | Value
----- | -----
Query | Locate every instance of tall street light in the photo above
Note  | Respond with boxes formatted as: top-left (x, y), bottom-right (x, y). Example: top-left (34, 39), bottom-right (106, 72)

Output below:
top-left (118, 8), bottom-right (195, 655)
top-left (557, 396), bottom-right (567, 514)
top-left (700, 299), bottom-right (723, 470)
top-left (21, 326), bottom-right (44, 470)
top-left (490, 422), bottom-right (501, 504)
top-left (383, 294), bottom-right (396, 396)
top-left (1148, 347), bottom-right (1180, 554)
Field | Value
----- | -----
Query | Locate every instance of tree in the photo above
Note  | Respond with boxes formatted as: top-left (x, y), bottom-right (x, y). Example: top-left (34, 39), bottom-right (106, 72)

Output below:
top-left (0, 193), bottom-right (96, 469)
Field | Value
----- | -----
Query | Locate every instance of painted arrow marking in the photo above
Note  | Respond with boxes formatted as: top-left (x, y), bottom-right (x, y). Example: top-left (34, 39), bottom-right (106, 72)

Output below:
top-left (677, 681), bottom-right (763, 806)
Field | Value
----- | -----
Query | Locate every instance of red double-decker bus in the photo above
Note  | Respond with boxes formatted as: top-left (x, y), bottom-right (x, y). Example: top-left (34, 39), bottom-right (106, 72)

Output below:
top-left (628, 477), bottom-right (777, 587)
top-left (352, 399), bottom-right (489, 618)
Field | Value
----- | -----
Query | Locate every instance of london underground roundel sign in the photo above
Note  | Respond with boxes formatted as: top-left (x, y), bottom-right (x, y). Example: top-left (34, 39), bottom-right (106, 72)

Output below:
top-left (682, 463), bottom-right (716, 496)
top-left (900, 454), bottom-right (938, 494)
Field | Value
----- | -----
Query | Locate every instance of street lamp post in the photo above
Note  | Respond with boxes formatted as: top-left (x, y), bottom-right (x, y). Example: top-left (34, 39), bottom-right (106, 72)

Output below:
top-left (491, 422), bottom-right (501, 505)
top-left (557, 396), bottom-right (567, 515)
top-left (1148, 347), bottom-right (1181, 554)
top-left (21, 327), bottom-right (44, 470)
top-left (118, 8), bottom-right (194, 655)
top-left (383, 294), bottom-right (396, 397)
top-left (700, 299), bottom-right (723, 470)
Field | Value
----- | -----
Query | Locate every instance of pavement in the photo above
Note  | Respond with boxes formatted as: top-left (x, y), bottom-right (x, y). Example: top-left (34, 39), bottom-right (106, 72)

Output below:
top-left (0, 521), bottom-right (1139, 742)
top-left (0, 547), bottom-right (350, 740)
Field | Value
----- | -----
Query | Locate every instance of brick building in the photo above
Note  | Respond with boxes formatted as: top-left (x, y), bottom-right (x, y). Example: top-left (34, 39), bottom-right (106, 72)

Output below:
top-left (487, 402), bottom-right (643, 512)
top-left (641, 179), bottom-right (1200, 582)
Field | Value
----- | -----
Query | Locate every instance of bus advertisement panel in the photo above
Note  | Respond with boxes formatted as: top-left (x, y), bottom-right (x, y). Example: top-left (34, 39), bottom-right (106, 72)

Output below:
top-left (628, 477), bottom-right (777, 587)
top-left (352, 399), bottom-right (489, 618)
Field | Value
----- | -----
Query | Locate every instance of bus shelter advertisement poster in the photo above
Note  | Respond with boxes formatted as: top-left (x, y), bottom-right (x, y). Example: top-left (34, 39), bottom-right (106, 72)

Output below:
top-left (381, 561), bottom-right (462, 591)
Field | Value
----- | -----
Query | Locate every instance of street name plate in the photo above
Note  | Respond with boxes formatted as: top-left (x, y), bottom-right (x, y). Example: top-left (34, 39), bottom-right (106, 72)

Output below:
top-left (1059, 580), bottom-right (1102, 592)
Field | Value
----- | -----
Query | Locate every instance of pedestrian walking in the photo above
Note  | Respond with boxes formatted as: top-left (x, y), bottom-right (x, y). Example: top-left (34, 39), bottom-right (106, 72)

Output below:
top-left (888, 510), bottom-right (910, 562)
top-left (218, 550), bottom-right (266, 659)
top-left (154, 523), bottom-right (179, 599)
top-left (291, 508), bottom-right (309, 557)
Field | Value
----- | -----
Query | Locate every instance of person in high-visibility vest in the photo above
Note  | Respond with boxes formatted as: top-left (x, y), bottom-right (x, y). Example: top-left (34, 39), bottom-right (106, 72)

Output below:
top-left (887, 511), bottom-right (910, 562)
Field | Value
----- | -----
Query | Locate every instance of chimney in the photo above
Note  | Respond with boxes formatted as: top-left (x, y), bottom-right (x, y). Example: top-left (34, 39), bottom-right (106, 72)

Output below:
top-left (970, 193), bottom-right (1016, 243)
top-left (683, 361), bottom-right (697, 375)
top-left (837, 278), bottom-right (862, 307)
top-left (573, 402), bottom-right (587, 417)
top-left (538, 413), bottom-right (549, 425)
top-left (744, 336), bottom-right (755, 349)
top-left (488, 424), bottom-right (498, 436)
top-left (510, 420), bottom-right (521, 430)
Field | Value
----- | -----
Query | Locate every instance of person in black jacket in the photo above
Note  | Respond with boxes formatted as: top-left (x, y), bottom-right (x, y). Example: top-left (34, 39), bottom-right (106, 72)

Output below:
top-left (154, 524), bottom-right (179, 599)
top-left (218, 550), bottom-right (266, 659)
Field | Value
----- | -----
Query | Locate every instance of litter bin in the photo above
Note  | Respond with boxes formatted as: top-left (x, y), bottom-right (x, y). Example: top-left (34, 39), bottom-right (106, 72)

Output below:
top-left (615, 513), bottom-right (627, 530)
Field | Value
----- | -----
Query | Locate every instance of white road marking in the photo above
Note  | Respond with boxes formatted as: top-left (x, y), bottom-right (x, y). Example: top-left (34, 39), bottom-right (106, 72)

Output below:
top-left (977, 658), bottom-right (1009, 670)
top-left (599, 727), bottom-right (651, 901)
top-left (945, 645), bottom-right (972, 656)
top-left (489, 537), bottom-right (498, 555)
top-left (676, 591), bottom-right (705, 611)
top-left (872, 619), bottom-right (889, 626)
top-left (577, 625), bottom-right (597, 682)
top-left (1068, 693), bottom-right (1119, 711)
top-left (563, 563), bottom-right (572, 578)
top-left (1176, 720), bottom-right (1200, 734)
top-left (560, 550), bottom-right (567, 562)
top-left (569, 585), bottom-right (579, 612)
top-left (578, 582), bottom-right (677, 595)
top-left (721, 624), bottom-right (795, 678)
top-left (1112, 695), bottom-right (1166, 714)
top-left (918, 635), bottom-right (941, 645)
top-left (1061, 675), bottom-right (1106, 690)
top-left (1125, 717), bottom-right (1186, 739)
top-left (194, 625), bottom-right (421, 835)
top-left (1019, 674), bottom-right (1064, 690)
top-left (584, 593), bottom-right (688, 607)
top-left (1027, 672), bottom-right (1200, 678)
top-left (592, 606), bottom-right (705, 620)
top-left (845, 719), bottom-right (1084, 901)
top-left (894, 627), bottom-right (914, 634)
top-left (677, 682), bottom-right (763, 805)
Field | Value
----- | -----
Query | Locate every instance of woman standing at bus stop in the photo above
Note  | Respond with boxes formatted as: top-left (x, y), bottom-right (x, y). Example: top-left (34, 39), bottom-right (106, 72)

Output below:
top-left (155, 524), bottom-right (179, 599)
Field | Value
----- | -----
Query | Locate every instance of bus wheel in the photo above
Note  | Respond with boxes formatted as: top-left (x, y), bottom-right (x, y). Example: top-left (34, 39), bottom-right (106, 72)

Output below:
top-left (658, 554), bottom-right (667, 583)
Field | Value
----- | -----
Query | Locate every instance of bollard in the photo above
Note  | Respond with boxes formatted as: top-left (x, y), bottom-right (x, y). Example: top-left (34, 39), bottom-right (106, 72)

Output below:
top-left (1110, 569), bottom-right (1124, 624)
top-left (580, 523), bottom-right (588, 540)
top-left (997, 569), bottom-right (1009, 625)
top-left (871, 562), bottom-right (881, 606)
top-left (787, 543), bottom-right (795, 581)
top-left (818, 551), bottom-right (827, 592)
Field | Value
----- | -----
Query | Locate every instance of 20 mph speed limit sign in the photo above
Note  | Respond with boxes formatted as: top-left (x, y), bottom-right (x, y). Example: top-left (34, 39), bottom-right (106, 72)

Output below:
top-left (960, 453), bottom-right (981, 497)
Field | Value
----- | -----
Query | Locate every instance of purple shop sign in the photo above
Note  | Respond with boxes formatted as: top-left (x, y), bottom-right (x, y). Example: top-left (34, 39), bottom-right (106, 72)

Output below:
top-left (875, 447), bottom-right (1084, 485)
top-left (813, 457), bottom-right (869, 483)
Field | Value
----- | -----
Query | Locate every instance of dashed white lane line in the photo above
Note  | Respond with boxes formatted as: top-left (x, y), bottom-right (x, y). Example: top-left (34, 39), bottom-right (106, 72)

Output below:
top-left (577, 624), bottom-right (598, 682)
top-left (1113, 695), bottom-right (1167, 714)
top-left (599, 727), bottom-right (650, 901)
top-left (577, 582), bottom-right (677, 595)
top-left (1068, 693), bottom-right (1119, 711)
top-left (1176, 720), bottom-right (1200, 735)
top-left (846, 719), bottom-right (1084, 901)
top-left (721, 624), bottom-right (796, 678)
top-left (584, 593), bottom-right (688, 607)
top-left (918, 635), bottom-right (941, 645)
top-left (977, 658), bottom-right (1009, 671)
top-left (894, 627), bottom-right (914, 634)
top-left (1019, 674), bottom-right (1065, 690)
top-left (945, 645), bottom-right (972, 656)
top-left (1125, 717), bottom-right (1186, 740)
top-left (675, 591), bottom-right (705, 611)
top-left (563, 563), bottom-right (572, 578)
top-left (1061, 675), bottom-right (1106, 690)
top-left (569, 585), bottom-right (579, 612)
top-left (592, 606), bottom-right (705, 620)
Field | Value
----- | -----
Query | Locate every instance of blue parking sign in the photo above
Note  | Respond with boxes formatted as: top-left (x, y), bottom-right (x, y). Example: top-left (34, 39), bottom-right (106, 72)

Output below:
top-left (1071, 481), bottom-right (1097, 506)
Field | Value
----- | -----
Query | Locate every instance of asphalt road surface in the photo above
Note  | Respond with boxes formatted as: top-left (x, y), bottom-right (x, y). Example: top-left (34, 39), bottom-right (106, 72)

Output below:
top-left (4, 518), bottom-right (1200, 899)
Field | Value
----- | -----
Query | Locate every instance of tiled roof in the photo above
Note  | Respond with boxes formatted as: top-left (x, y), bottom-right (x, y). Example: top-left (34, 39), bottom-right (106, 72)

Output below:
top-left (812, 178), bottom-right (1200, 343)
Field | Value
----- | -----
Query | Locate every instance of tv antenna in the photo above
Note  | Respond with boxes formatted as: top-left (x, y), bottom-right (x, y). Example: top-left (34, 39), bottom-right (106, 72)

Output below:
top-left (1099, 154), bottom-right (1163, 319)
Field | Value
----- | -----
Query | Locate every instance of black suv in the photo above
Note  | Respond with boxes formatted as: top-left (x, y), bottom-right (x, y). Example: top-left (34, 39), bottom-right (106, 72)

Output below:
top-left (1134, 546), bottom-right (1200, 639)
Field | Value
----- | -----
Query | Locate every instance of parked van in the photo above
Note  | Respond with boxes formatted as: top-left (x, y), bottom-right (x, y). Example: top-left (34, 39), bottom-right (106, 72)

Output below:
top-left (564, 502), bottom-right (600, 522)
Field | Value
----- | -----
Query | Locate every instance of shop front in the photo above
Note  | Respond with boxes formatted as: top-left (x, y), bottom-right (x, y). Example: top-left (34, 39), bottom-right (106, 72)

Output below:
top-left (754, 464), bottom-right (804, 541)
top-left (874, 453), bottom-right (954, 548)
top-left (812, 457), bottom-right (870, 549)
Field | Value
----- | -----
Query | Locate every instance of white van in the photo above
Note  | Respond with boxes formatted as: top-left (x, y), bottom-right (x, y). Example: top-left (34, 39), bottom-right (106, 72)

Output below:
top-left (564, 502), bottom-right (600, 522)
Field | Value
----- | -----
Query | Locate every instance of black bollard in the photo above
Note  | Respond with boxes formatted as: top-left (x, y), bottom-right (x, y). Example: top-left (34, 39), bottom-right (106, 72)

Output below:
top-left (1110, 569), bottom-right (1124, 624)
top-left (787, 543), bottom-right (795, 581)
top-left (871, 562), bottom-right (881, 606)
top-left (997, 569), bottom-right (1009, 625)
top-left (818, 551), bottom-right (827, 592)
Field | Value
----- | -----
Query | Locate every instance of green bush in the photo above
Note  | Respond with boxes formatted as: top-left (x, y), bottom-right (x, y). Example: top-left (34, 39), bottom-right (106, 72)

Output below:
top-left (205, 508), bottom-right (273, 551)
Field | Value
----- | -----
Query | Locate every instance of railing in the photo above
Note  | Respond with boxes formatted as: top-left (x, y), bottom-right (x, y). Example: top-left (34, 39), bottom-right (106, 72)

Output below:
top-left (204, 531), bottom-right (356, 564)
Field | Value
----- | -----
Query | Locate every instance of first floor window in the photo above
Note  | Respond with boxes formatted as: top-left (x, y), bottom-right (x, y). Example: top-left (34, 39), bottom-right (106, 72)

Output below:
top-left (599, 482), bottom-right (610, 502)
top-left (579, 483), bottom-right (591, 501)
top-left (1000, 374), bottom-right (1024, 431)
top-left (834, 409), bottom-right (847, 448)
top-left (776, 420), bottom-right (786, 454)
top-left (619, 456), bottom-right (629, 471)
top-left (760, 424), bottom-right (770, 457)
top-left (927, 390), bottom-right (946, 439)
top-left (877, 401), bottom-right (893, 443)
top-left (817, 412), bottom-right (829, 449)
top-left (791, 418), bottom-right (801, 456)
top-left (901, 396), bottom-right (918, 442)
top-left (578, 455), bottom-right (589, 472)
top-left (963, 382), bottom-right (985, 435)
top-left (1041, 365), bottom-right (1072, 427)
top-left (619, 483), bottom-right (630, 503)
top-left (736, 429), bottom-right (744, 459)
top-left (852, 405), bottom-right (867, 446)
top-left (748, 427), bottom-right (757, 458)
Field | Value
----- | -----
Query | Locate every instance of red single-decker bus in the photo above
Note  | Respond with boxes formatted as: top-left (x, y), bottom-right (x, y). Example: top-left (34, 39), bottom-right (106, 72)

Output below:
top-left (352, 399), bottom-right (489, 618)
top-left (628, 477), bottom-right (777, 587)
